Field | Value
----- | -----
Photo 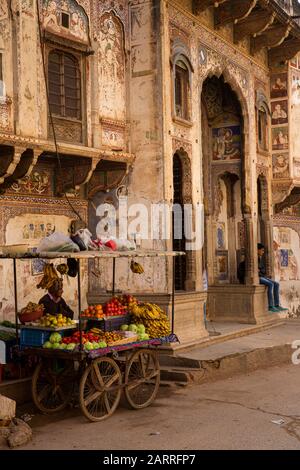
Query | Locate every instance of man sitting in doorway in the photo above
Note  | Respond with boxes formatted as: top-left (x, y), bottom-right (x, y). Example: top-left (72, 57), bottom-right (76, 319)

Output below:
top-left (258, 243), bottom-right (288, 313)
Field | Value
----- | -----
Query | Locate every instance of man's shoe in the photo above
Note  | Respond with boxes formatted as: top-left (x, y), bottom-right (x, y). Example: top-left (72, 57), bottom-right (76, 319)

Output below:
top-left (275, 305), bottom-right (288, 311)
top-left (268, 306), bottom-right (279, 313)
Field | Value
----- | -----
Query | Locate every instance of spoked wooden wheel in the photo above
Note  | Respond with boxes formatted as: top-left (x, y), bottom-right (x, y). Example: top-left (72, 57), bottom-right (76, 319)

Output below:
top-left (79, 357), bottom-right (122, 422)
top-left (32, 359), bottom-right (75, 414)
top-left (125, 349), bottom-right (160, 409)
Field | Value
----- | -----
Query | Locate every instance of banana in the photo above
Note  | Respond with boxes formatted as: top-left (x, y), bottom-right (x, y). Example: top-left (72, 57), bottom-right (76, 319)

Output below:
top-left (130, 261), bottom-right (144, 274)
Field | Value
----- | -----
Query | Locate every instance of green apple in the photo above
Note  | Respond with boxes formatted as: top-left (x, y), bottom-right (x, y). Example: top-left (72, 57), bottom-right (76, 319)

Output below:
top-left (43, 341), bottom-right (52, 349)
top-left (128, 324), bottom-right (138, 333)
top-left (120, 324), bottom-right (129, 331)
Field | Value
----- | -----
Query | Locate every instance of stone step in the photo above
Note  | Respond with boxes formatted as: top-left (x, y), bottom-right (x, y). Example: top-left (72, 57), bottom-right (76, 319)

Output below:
top-left (158, 354), bottom-right (201, 370)
top-left (169, 318), bottom-right (285, 353)
top-left (160, 369), bottom-right (190, 383)
top-left (187, 343), bottom-right (293, 385)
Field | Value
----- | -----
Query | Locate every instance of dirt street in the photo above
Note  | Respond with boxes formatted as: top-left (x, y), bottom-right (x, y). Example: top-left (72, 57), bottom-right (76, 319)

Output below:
top-left (4, 363), bottom-right (300, 451)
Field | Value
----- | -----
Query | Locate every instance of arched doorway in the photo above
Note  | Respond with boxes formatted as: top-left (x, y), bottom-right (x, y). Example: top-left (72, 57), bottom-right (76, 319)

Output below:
top-left (201, 75), bottom-right (245, 287)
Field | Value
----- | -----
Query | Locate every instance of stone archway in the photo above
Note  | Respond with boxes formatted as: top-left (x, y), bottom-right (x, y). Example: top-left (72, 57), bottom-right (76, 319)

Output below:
top-left (201, 74), bottom-right (246, 286)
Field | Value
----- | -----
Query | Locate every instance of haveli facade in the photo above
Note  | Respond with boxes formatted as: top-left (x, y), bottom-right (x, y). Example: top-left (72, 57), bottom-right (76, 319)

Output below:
top-left (1, 0), bottom-right (300, 346)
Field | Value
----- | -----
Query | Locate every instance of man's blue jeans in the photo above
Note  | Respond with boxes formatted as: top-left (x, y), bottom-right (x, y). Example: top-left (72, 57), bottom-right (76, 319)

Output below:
top-left (259, 277), bottom-right (280, 308)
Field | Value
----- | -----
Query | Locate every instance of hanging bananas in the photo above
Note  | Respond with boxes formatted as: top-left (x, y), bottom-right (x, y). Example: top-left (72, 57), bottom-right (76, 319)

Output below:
top-left (130, 260), bottom-right (144, 274)
top-left (37, 263), bottom-right (59, 289)
top-left (56, 263), bottom-right (69, 276)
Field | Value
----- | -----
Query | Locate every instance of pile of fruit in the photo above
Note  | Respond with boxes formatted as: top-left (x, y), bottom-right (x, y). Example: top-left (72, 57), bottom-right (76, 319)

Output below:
top-left (62, 330), bottom-right (100, 345)
top-left (89, 328), bottom-right (124, 345)
top-left (38, 314), bottom-right (75, 329)
top-left (43, 332), bottom-right (107, 351)
top-left (81, 304), bottom-right (104, 319)
top-left (120, 323), bottom-right (149, 341)
top-left (116, 294), bottom-right (138, 313)
top-left (130, 303), bottom-right (171, 339)
top-left (104, 297), bottom-right (127, 317)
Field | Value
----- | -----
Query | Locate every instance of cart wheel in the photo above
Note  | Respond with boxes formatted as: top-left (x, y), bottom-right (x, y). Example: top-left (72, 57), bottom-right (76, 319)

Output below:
top-left (79, 357), bottom-right (122, 422)
top-left (32, 359), bottom-right (74, 414)
top-left (125, 349), bottom-right (160, 409)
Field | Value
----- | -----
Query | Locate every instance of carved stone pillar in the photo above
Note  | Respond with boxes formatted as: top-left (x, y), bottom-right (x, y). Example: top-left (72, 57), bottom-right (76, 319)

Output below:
top-left (185, 250), bottom-right (196, 291)
top-left (244, 214), bottom-right (258, 285)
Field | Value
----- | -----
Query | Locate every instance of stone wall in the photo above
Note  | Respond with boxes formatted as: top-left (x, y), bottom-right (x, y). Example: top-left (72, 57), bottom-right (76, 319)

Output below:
top-left (273, 215), bottom-right (300, 317)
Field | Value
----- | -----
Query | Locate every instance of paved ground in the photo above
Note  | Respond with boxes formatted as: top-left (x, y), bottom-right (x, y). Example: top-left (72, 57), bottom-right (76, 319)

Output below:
top-left (180, 320), bottom-right (300, 360)
top-left (6, 363), bottom-right (300, 450)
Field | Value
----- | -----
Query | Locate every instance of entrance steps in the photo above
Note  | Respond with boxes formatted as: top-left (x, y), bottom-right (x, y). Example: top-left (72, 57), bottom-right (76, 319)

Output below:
top-left (159, 319), bottom-right (300, 386)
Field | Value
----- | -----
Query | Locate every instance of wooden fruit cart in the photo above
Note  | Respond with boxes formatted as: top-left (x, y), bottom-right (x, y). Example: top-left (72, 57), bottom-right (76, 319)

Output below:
top-left (1, 250), bottom-right (183, 422)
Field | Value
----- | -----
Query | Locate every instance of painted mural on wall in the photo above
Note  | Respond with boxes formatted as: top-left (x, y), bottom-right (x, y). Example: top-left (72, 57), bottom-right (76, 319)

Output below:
top-left (42, 0), bottom-right (89, 43)
top-left (272, 127), bottom-right (289, 151)
top-left (273, 225), bottom-right (300, 317)
top-left (271, 100), bottom-right (288, 125)
top-left (290, 69), bottom-right (300, 159)
top-left (7, 170), bottom-right (52, 196)
top-left (272, 153), bottom-right (289, 179)
top-left (0, 212), bottom-right (88, 321)
top-left (212, 125), bottom-right (241, 161)
top-left (98, 11), bottom-right (126, 122)
top-left (270, 73), bottom-right (288, 99)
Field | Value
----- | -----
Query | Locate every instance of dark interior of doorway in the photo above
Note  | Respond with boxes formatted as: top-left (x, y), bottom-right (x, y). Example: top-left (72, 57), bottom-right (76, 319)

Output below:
top-left (173, 153), bottom-right (186, 291)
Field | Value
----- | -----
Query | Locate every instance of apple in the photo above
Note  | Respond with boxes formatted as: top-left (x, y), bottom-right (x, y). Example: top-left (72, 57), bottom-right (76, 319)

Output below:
top-left (43, 341), bottom-right (52, 349)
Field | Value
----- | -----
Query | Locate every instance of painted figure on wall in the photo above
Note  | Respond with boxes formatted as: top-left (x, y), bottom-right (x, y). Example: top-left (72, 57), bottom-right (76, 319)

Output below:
top-left (99, 12), bottom-right (126, 122)
top-left (272, 154), bottom-right (289, 179)
top-left (271, 74), bottom-right (288, 99)
top-left (271, 101), bottom-right (288, 125)
top-left (272, 128), bottom-right (289, 151)
top-left (212, 125), bottom-right (241, 161)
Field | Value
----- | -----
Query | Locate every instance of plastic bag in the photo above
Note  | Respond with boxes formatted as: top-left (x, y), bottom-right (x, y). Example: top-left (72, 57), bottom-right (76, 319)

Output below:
top-left (114, 239), bottom-right (136, 251)
top-left (74, 228), bottom-right (97, 250)
top-left (37, 232), bottom-right (80, 253)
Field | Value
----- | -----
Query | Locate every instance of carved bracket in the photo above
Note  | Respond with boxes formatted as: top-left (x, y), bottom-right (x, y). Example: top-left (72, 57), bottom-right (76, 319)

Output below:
top-left (234, 11), bottom-right (276, 43)
top-left (0, 146), bottom-right (25, 184)
top-left (214, 0), bottom-right (257, 29)
top-left (272, 180), bottom-right (293, 206)
top-left (0, 148), bottom-right (43, 193)
top-left (192, 0), bottom-right (228, 15)
top-left (251, 24), bottom-right (291, 55)
top-left (269, 37), bottom-right (300, 66)
top-left (275, 186), bottom-right (300, 213)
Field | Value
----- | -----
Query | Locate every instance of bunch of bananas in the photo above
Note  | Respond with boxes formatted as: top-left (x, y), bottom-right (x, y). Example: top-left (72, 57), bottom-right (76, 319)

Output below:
top-left (37, 263), bottom-right (59, 289)
top-left (131, 303), bottom-right (160, 320)
top-left (56, 263), bottom-right (69, 276)
top-left (131, 303), bottom-right (171, 339)
top-left (130, 260), bottom-right (144, 274)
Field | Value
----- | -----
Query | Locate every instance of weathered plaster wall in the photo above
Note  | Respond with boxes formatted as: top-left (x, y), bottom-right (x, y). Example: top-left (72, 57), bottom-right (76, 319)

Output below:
top-left (273, 220), bottom-right (300, 316)
top-left (0, 168), bottom-right (88, 321)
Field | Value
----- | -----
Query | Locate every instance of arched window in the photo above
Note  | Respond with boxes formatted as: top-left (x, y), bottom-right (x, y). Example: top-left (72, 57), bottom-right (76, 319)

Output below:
top-left (256, 90), bottom-right (270, 152)
top-left (175, 60), bottom-right (189, 120)
top-left (171, 44), bottom-right (193, 122)
top-left (48, 50), bottom-right (81, 120)
top-left (258, 107), bottom-right (268, 151)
